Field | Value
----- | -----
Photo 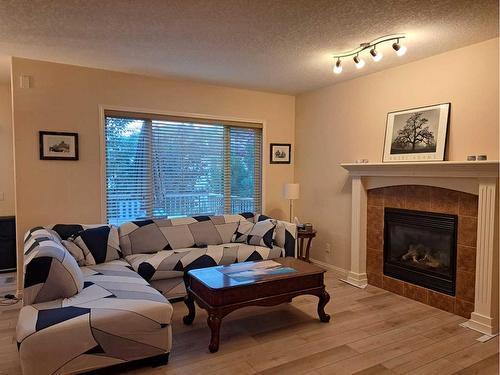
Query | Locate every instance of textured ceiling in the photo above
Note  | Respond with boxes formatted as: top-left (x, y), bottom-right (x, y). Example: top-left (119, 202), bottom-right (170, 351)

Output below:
top-left (0, 0), bottom-right (498, 94)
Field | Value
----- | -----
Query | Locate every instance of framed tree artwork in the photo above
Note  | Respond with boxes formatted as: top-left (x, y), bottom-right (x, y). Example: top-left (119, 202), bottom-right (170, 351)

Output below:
top-left (39, 131), bottom-right (79, 160)
top-left (382, 103), bottom-right (450, 162)
top-left (270, 143), bottom-right (291, 164)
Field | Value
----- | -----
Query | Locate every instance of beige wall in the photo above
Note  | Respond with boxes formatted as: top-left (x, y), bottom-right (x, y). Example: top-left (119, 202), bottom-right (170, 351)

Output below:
top-left (11, 58), bottom-right (295, 289)
top-left (295, 38), bottom-right (499, 271)
top-left (0, 83), bottom-right (14, 217)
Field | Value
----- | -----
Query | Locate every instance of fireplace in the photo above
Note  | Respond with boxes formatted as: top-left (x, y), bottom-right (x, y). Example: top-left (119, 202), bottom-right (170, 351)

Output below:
top-left (384, 208), bottom-right (458, 296)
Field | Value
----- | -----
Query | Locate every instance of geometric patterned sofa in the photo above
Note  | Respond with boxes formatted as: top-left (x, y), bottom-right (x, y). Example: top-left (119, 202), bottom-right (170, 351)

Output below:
top-left (121, 213), bottom-right (297, 299)
top-left (16, 213), bottom-right (296, 374)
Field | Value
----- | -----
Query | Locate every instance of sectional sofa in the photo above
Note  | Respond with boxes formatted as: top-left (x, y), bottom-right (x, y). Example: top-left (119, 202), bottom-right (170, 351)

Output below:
top-left (16, 213), bottom-right (296, 375)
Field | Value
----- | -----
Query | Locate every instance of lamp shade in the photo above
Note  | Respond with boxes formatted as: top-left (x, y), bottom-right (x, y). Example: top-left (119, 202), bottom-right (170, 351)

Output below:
top-left (283, 183), bottom-right (300, 200)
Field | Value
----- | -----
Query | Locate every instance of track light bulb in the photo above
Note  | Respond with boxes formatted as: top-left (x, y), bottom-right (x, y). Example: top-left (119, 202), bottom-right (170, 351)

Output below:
top-left (370, 47), bottom-right (382, 62)
top-left (392, 41), bottom-right (407, 56)
top-left (333, 59), bottom-right (342, 74)
top-left (353, 55), bottom-right (365, 69)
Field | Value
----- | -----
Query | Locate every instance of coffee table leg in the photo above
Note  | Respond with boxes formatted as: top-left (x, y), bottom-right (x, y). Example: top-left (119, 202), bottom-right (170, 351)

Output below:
top-left (207, 313), bottom-right (222, 353)
top-left (183, 292), bottom-right (196, 325)
top-left (317, 289), bottom-right (331, 323)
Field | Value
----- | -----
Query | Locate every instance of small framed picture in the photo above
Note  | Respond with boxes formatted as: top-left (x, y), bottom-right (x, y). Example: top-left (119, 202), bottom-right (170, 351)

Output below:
top-left (39, 131), bottom-right (79, 160)
top-left (270, 143), bottom-right (291, 164)
top-left (383, 103), bottom-right (450, 162)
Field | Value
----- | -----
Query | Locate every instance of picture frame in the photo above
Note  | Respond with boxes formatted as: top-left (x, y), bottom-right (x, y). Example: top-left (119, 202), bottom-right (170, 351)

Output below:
top-left (382, 103), bottom-right (450, 162)
top-left (39, 131), bottom-right (79, 160)
top-left (270, 143), bottom-right (291, 164)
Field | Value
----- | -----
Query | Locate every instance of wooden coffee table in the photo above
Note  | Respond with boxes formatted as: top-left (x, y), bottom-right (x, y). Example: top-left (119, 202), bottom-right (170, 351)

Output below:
top-left (183, 257), bottom-right (330, 352)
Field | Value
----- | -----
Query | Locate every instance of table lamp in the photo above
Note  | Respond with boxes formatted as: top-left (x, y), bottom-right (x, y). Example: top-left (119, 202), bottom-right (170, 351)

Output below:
top-left (283, 183), bottom-right (300, 222)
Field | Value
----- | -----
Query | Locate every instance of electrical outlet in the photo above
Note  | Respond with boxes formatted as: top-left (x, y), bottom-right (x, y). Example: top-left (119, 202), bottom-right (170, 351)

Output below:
top-left (325, 243), bottom-right (331, 254)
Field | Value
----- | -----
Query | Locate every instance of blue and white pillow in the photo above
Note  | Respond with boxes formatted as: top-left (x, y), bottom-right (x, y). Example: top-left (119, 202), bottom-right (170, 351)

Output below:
top-left (232, 220), bottom-right (255, 243)
top-left (246, 219), bottom-right (276, 249)
top-left (69, 225), bottom-right (121, 265)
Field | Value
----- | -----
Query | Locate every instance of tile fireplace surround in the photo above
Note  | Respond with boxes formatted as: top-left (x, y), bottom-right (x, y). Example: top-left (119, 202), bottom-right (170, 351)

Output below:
top-left (341, 161), bottom-right (499, 336)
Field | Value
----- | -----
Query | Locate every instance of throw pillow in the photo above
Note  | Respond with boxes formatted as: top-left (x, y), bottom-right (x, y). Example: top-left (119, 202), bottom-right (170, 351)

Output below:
top-left (232, 220), bottom-right (255, 243)
top-left (70, 225), bottom-right (121, 265)
top-left (246, 219), bottom-right (276, 249)
top-left (62, 240), bottom-right (86, 266)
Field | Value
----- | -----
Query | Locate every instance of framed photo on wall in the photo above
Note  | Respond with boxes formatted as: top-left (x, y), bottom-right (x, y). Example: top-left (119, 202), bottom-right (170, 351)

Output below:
top-left (270, 143), bottom-right (291, 164)
top-left (39, 131), bottom-right (79, 160)
top-left (383, 103), bottom-right (450, 162)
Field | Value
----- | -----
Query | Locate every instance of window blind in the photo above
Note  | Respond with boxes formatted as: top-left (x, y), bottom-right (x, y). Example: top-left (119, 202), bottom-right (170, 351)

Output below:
top-left (105, 112), bottom-right (262, 225)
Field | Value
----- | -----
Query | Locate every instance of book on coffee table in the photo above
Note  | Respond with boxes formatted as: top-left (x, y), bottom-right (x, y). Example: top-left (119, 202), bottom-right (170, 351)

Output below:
top-left (217, 260), bottom-right (296, 282)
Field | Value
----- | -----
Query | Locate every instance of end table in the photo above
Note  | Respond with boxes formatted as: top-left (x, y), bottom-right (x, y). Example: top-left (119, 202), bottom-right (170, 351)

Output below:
top-left (297, 229), bottom-right (316, 262)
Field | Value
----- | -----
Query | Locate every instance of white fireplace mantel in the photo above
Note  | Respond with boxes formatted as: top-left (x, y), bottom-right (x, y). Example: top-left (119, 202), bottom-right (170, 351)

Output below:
top-left (341, 160), bottom-right (499, 178)
top-left (341, 160), bottom-right (499, 336)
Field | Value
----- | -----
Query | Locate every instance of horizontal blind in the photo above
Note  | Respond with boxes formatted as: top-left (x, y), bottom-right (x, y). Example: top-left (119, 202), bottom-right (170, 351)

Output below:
top-left (104, 112), bottom-right (263, 224)
top-left (152, 121), bottom-right (225, 217)
top-left (105, 117), bottom-right (153, 225)
top-left (230, 127), bottom-right (262, 214)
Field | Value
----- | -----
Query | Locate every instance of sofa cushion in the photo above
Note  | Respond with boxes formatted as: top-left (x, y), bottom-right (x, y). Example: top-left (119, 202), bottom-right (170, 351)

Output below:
top-left (16, 259), bottom-right (173, 375)
top-left (119, 214), bottom-right (250, 256)
top-left (126, 243), bottom-right (284, 281)
top-left (246, 219), bottom-right (276, 249)
top-left (23, 236), bottom-right (84, 306)
top-left (69, 225), bottom-right (122, 265)
top-left (210, 214), bottom-right (241, 243)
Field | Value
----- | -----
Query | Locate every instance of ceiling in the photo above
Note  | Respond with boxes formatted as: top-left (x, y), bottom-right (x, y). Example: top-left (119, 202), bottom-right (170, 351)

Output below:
top-left (0, 0), bottom-right (498, 94)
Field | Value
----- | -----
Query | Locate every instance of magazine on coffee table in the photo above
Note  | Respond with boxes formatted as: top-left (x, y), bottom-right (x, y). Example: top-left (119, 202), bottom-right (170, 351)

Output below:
top-left (218, 260), bottom-right (296, 282)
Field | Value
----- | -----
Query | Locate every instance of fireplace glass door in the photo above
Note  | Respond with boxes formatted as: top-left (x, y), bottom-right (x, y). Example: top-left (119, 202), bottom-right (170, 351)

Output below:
top-left (384, 208), bottom-right (457, 295)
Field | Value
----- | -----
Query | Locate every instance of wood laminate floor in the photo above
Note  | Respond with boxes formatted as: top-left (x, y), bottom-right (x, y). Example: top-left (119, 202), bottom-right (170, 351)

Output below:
top-left (1, 272), bottom-right (498, 374)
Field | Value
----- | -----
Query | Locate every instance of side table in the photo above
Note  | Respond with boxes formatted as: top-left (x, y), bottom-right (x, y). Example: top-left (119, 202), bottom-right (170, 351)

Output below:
top-left (297, 229), bottom-right (316, 262)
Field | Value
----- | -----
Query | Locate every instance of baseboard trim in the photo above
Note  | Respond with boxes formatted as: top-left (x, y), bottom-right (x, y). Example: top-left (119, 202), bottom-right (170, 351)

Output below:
top-left (461, 312), bottom-right (499, 337)
top-left (309, 258), bottom-right (348, 278)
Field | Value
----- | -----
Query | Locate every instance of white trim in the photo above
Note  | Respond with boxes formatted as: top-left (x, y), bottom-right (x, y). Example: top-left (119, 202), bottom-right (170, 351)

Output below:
top-left (459, 321), bottom-right (498, 341)
top-left (98, 104), bottom-right (267, 223)
top-left (341, 161), bottom-right (499, 178)
top-left (98, 105), bottom-right (107, 222)
top-left (341, 272), bottom-right (368, 289)
top-left (309, 258), bottom-right (348, 279)
top-left (363, 176), bottom-right (479, 195)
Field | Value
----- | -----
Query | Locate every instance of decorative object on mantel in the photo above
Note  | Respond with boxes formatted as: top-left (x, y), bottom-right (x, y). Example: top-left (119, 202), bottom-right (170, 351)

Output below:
top-left (283, 183), bottom-right (299, 221)
top-left (270, 143), bottom-right (291, 164)
top-left (467, 155), bottom-right (477, 161)
top-left (39, 131), bottom-right (79, 160)
top-left (477, 155), bottom-right (487, 161)
top-left (382, 103), bottom-right (450, 163)
top-left (333, 34), bottom-right (406, 74)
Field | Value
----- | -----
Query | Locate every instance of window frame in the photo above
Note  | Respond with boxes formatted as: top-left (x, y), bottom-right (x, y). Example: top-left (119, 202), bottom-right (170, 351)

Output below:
top-left (99, 106), bottom-right (266, 223)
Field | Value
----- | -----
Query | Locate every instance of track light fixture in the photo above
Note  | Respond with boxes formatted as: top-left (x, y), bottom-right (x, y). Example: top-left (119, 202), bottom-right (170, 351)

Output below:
top-left (392, 39), bottom-right (407, 56)
top-left (333, 58), bottom-right (342, 74)
top-left (332, 34), bottom-right (406, 74)
top-left (353, 54), bottom-right (365, 69)
top-left (369, 46), bottom-right (383, 62)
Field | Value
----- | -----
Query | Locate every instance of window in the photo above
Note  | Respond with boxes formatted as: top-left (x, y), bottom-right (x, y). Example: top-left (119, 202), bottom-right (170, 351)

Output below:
top-left (104, 111), bottom-right (262, 225)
